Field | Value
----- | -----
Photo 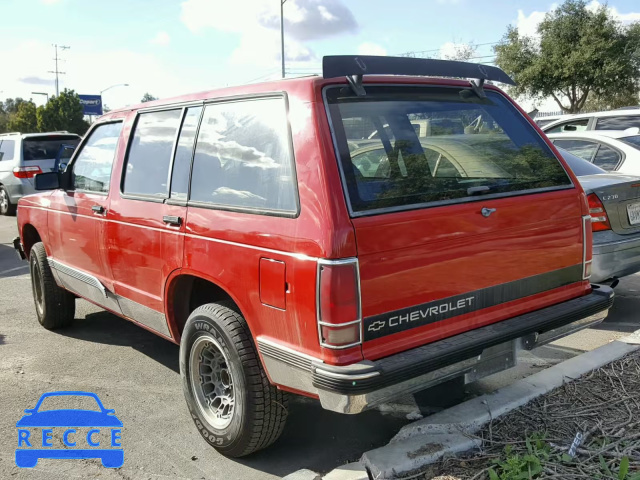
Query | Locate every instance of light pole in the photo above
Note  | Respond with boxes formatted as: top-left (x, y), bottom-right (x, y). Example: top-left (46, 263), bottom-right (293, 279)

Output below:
top-left (32, 92), bottom-right (49, 103)
top-left (100, 83), bottom-right (129, 95)
top-left (281, 0), bottom-right (287, 78)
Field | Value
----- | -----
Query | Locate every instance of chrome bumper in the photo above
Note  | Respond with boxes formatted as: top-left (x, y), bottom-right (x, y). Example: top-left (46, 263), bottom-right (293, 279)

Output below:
top-left (259, 285), bottom-right (613, 414)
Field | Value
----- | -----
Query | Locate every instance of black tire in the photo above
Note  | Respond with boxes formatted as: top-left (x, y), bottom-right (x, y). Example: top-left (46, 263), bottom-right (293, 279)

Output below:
top-left (29, 242), bottom-right (75, 329)
top-left (0, 186), bottom-right (16, 216)
top-left (180, 302), bottom-right (288, 457)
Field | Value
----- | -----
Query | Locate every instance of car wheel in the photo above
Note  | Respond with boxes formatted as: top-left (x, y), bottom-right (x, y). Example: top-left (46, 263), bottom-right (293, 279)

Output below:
top-left (180, 302), bottom-right (288, 457)
top-left (0, 186), bottom-right (16, 216)
top-left (29, 242), bottom-right (75, 330)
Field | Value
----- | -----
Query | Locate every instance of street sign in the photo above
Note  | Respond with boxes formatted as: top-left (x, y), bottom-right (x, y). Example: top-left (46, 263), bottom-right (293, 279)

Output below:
top-left (79, 95), bottom-right (103, 116)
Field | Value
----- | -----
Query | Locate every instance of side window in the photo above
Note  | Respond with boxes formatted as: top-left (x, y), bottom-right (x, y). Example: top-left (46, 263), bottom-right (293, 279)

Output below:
top-left (596, 115), bottom-right (640, 130)
top-left (123, 109), bottom-right (182, 198)
top-left (552, 139), bottom-right (598, 162)
top-left (190, 97), bottom-right (297, 213)
top-left (593, 145), bottom-right (622, 171)
top-left (170, 106), bottom-right (202, 201)
top-left (0, 139), bottom-right (15, 161)
top-left (545, 119), bottom-right (589, 134)
top-left (72, 122), bottom-right (123, 193)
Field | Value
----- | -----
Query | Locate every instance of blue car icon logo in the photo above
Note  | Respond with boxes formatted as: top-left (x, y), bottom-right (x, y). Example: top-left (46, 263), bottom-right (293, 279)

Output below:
top-left (16, 391), bottom-right (123, 468)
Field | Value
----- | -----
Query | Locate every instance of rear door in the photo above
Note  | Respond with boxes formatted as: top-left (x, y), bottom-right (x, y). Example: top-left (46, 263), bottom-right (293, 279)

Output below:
top-left (325, 85), bottom-right (589, 360)
top-left (106, 106), bottom-right (201, 338)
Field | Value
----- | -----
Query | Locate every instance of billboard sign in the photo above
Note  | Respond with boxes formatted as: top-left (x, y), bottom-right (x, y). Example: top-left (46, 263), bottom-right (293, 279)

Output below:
top-left (79, 95), bottom-right (103, 116)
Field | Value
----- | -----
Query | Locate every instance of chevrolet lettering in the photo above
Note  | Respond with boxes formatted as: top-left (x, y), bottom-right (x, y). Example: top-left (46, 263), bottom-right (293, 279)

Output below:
top-left (15, 55), bottom-right (614, 457)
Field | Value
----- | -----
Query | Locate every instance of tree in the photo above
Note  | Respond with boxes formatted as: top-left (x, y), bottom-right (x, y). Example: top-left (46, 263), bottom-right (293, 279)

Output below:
top-left (440, 42), bottom-right (477, 62)
top-left (7, 101), bottom-right (38, 133)
top-left (141, 93), bottom-right (158, 103)
top-left (583, 89), bottom-right (640, 111)
top-left (494, 0), bottom-right (640, 113)
top-left (36, 89), bottom-right (90, 135)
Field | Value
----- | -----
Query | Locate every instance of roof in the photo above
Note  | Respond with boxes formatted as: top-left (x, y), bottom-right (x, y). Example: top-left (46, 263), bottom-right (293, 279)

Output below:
top-left (0, 131), bottom-right (79, 139)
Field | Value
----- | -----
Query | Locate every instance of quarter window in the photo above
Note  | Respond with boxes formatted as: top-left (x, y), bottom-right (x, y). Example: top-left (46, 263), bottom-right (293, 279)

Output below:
top-left (593, 145), bottom-right (621, 171)
top-left (190, 98), bottom-right (297, 213)
top-left (72, 122), bottom-right (123, 193)
top-left (170, 106), bottom-right (202, 201)
top-left (0, 139), bottom-right (15, 161)
top-left (123, 109), bottom-right (182, 197)
top-left (545, 119), bottom-right (589, 134)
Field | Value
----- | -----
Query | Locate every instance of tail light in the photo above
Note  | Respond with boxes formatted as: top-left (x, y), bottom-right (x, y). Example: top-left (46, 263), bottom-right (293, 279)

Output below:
top-left (13, 166), bottom-right (43, 179)
top-left (587, 193), bottom-right (611, 232)
top-left (317, 259), bottom-right (362, 349)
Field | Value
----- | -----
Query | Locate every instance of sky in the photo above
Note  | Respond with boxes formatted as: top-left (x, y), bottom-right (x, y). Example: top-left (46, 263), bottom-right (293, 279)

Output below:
top-left (3, 0), bottom-right (640, 112)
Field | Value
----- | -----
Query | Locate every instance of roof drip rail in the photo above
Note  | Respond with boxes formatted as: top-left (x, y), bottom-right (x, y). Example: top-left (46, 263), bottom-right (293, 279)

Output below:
top-left (322, 55), bottom-right (516, 97)
top-left (347, 74), bottom-right (366, 96)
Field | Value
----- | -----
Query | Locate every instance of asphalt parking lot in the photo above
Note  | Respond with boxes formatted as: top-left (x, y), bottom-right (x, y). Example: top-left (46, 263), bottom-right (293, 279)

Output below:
top-left (1, 213), bottom-right (639, 479)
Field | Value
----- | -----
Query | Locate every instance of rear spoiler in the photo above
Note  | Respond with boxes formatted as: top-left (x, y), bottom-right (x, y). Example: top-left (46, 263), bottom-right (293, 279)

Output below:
top-left (322, 55), bottom-right (516, 97)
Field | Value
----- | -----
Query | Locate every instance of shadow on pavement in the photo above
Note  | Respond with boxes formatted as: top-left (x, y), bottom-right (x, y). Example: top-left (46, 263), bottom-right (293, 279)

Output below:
top-left (55, 310), bottom-right (180, 373)
top-left (0, 243), bottom-right (28, 278)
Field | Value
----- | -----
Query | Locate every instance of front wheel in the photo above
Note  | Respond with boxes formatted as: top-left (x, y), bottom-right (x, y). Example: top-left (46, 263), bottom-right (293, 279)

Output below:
top-left (180, 302), bottom-right (288, 457)
top-left (29, 242), bottom-right (75, 329)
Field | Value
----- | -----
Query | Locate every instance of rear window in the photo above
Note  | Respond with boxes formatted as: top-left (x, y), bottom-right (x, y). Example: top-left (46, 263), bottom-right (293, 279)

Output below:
top-left (325, 86), bottom-right (572, 215)
top-left (22, 136), bottom-right (80, 161)
top-left (620, 135), bottom-right (640, 150)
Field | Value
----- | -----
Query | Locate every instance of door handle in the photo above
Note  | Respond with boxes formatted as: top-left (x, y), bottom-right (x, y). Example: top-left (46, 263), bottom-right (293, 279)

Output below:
top-left (163, 215), bottom-right (182, 226)
top-left (92, 205), bottom-right (105, 215)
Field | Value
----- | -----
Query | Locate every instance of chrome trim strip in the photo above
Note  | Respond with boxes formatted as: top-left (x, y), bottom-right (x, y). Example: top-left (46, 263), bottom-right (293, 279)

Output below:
top-left (48, 258), bottom-right (107, 298)
top-left (315, 258), bottom-right (363, 350)
top-left (257, 337), bottom-right (317, 371)
top-left (583, 215), bottom-right (592, 280)
top-left (118, 295), bottom-right (171, 337)
top-left (314, 368), bottom-right (380, 381)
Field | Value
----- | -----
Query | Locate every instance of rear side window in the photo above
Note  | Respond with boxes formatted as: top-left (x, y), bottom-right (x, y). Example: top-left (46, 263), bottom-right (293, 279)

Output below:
top-left (0, 139), bottom-right (15, 160)
top-left (23, 136), bottom-right (80, 161)
top-left (72, 122), bottom-right (123, 193)
top-left (190, 97), bottom-right (297, 214)
top-left (552, 139), bottom-right (598, 162)
top-left (596, 115), bottom-right (640, 130)
top-left (325, 86), bottom-right (572, 215)
top-left (123, 109), bottom-right (182, 197)
top-left (593, 145), bottom-right (621, 171)
top-left (545, 118), bottom-right (589, 134)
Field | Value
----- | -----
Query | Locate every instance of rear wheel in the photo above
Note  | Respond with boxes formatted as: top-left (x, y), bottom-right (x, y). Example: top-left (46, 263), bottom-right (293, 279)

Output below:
top-left (180, 302), bottom-right (288, 457)
top-left (0, 186), bottom-right (15, 216)
top-left (29, 242), bottom-right (75, 329)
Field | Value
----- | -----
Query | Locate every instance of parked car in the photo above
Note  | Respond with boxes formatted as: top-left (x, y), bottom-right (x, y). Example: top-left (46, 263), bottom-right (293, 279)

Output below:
top-left (546, 131), bottom-right (640, 174)
top-left (541, 108), bottom-right (640, 134)
top-left (0, 132), bottom-right (81, 215)
top-left (557, 148), bottom-right (640, 282)
top-left (14, 55), bottom-right (613, 457)
top-left (534, 114), bottom-right (571, 128)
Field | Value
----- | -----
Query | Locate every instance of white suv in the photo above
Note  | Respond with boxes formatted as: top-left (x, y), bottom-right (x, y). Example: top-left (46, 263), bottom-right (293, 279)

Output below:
top-left (0, 132), bottom-right (80, 215)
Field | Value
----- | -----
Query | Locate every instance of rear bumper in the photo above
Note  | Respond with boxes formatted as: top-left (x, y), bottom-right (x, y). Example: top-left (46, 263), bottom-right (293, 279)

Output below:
top-left (592, 234), bottom-right (640, 282)
top-left (258, 285), bottom-right (614, 413)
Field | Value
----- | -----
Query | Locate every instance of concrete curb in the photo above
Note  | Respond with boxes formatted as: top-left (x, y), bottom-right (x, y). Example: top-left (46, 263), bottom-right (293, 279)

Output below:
top-left (360, 334), bottom-right (640, 479)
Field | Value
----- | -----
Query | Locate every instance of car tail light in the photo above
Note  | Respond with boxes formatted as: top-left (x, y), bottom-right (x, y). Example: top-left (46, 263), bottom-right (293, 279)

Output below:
top-left (317, 259), bottom-right (362, 349)
top-left (582, 215), bottom-right (593, 280)
top-left (13, 166), bottom-right (42, 179)
top-left (587, 193), bottom-right (611, 232)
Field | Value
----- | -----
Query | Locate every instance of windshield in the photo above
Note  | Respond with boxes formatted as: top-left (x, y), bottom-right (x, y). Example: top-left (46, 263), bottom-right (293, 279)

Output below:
top-left (326, 86), bottom-right (572, 214)
top-left (556, 147), bottom-right (606, 176)
top-left (23, 136), bottom-right (81, 161)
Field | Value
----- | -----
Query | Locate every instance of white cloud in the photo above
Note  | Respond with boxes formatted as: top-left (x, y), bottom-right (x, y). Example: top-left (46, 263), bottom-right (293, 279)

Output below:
top-left (180, 0), bottom-right (357, 67)
top-left (1, 40), bottom-right (203, 110)
top-left (586, 1), bottom-right (640, 24)
top-left (150, 31), bottom-right (171, 46)
top-left (357, 42), bottom-right (387, 56)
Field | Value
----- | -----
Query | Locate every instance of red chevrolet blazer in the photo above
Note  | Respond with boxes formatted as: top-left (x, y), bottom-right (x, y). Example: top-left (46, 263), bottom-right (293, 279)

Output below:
top-left (14, 56), bottom-right (613, 457)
